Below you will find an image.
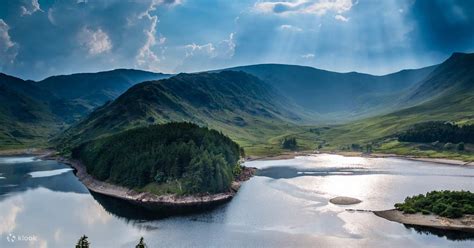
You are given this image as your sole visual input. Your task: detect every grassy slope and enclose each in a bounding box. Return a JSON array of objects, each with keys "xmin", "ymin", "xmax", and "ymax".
[
  {"xmin": 314, "ymin": 53, "xmax": 474, "ymax": 161},
  {"xmin": 56, "ymin": 71, "xmax": 315, "ymax": 155},
  {"xmin": 224, "ymin": 64, "xmax": 436, "ymax": 120},
  {"xmin": 0, "ymin": 70, "xmax": 171, "ymax": 150},
  {"xmin": 37, "ymin": 69, "xmax": 171, "ymax": 118},
  {"xmin": 0, "ymin": 73, "xmax": 62, "ymax": 148}
]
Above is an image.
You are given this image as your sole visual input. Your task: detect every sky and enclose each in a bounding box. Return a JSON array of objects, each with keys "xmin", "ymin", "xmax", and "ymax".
[{"xmin": 0, "ymin": 0, "xmax": 473, "ymax": 80}]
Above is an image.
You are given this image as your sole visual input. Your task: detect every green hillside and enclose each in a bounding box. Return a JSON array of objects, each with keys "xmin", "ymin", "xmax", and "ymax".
[
  {"xmin": 38, "ymin": 69, "xmax": 170, "ymax": 115},
  {"xmin": 316, "ymin": 53, "xmax": 474, "ymax": 160},
  {"xmin": 224, "ymin": 63, "xmax": 436, "ymax": 120},
  {"xmin": 56, "ymin": 71, "xmax": 315, "ymax": 154},
  {"xmin": 72, "ymin": 122, "xmax": 242, "ymax": 194},
  {"xmin": 0, "ymin": 69, "xmax": 170, "ymax": 149},
  {"xmin": 0, "ymin": 73, "xmax": 61, "ymax": 148}
]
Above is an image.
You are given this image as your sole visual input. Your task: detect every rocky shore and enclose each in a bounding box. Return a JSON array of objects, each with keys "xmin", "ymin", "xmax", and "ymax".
[
  {"xmin": 374, "ymin": 209, "xmax": 474, "ymax": 233},
  {"xmin": 56, "ymin": 157, "xmax": 256, "ymax": 212},
  {"xmin": 247, "ymin": 151, "xmax": 473, "ymax": 166}
]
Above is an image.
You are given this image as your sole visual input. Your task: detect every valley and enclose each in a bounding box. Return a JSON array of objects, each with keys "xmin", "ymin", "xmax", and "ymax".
[
  {"xmin": 1, "ymin": 53, "xmax": 473, "ymax": 162},
  {"xmin": 2, "ymin": 1, "xmax": 473, "ymax": 247}
]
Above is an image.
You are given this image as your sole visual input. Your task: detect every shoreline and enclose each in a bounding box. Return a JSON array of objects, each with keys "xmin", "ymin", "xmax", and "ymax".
[
  {"xmin": 246, "ymin": 150, "xmax": 473, "ymax": 166},
  {"xmin": 374, "ymin": 209, "xmax": 474, "ymax": 233},
  {"xmin": 1, "ymin": 148, "xmax": 471, "ymax": 166},
  {"xmin": 54, "ymin": 156, "xmax": 256, "ymax": 211},
  {"xmin": 0, "ymin": 148, "xmax": 54, "ymax": 156}
]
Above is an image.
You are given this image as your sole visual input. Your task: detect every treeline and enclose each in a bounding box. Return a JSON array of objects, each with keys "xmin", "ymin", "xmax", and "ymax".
[
  {"xmin": 72, "ymin": 122, "xmax": 243, "ymax": 194},
  {"xmin": 76, "ymin": 235, "xmax": 147, "ymax": 248},
  {"xmin": 281, "ymin": 137, "xmax": 297, "ymax": 150},
  {"xmin": 395, "ymin": 190, "xmax": 474, "ymax": 218},
  {"xmin": 398, "ymin": 121, "xmax": 474, "ymax": 143}
]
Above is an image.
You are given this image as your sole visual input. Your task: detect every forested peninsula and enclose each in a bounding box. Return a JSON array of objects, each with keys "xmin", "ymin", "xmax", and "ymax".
[{"xmin": 68, "ymin": 122, "xmax": 254, "ymax": 210}]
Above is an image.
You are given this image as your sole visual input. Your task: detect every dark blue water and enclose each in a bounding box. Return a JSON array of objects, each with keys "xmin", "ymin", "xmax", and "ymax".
[{"xmin": 0, "ymin": 154, "xmax": 473, "ymax": 247}]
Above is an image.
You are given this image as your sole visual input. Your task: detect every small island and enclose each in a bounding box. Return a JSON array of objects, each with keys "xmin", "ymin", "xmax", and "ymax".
[
  {"xmin": 329, "ymin": 196, "xmax": 362, "ymax": 205},
  {"xmin": 65, "ymin": 122, "xmax": 255, "ymax": 213},
  {"xmin": 374, "ymin": 191, "xmax": 474, "ymax": 233}
]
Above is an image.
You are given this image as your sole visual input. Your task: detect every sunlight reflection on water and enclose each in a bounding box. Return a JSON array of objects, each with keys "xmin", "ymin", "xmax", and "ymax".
[{"xmin": 0, "ymin": 154, "xmax": 473, "ymax": 247}]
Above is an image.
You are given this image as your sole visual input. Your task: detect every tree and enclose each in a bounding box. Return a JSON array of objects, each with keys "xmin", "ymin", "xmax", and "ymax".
[
  {"xmin": 136, "ymin": 237, "xmax": 147, "ymax": 248},
  {"xmin": 444, "ymin": 142, "xmax": 454, "ymax": 150},
  {"xmin": 457, "ymin": 142, "xmax": 465, "ymax": 151},
  {"xmin": 75, "ymin": 235, "xmax": 90, "ymax": 248},
  {"xmin": 282, "ymin": 137, "xmax": 297, "ymax": 150},
  {"xmin": 365, "ymin": 144, "xmax": 372, "ymax": 153}
]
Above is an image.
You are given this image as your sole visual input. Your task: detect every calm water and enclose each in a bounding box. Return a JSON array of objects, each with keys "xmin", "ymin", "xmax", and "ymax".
[{"xmin": 0, "ymin": 154, "xmax": 473, "ymax": 247}]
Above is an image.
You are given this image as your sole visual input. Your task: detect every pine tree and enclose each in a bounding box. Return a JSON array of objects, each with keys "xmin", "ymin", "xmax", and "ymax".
[
  {"xmin": 75, "ymin": 235, "xmax": 90, "ymax": 248},
  {"xmin": 136, "ymin": 237, "xmax": 147, "ymax": 248}
]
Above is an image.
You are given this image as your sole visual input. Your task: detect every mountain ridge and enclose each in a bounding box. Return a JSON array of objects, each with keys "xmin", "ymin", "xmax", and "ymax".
[
  {"xmin": 221, "ymin": 63, "xmax": 437, "ymax": 118},
  {"xmin": 55, "ymin": 71, "xmax": 312, "ymax": 148}
]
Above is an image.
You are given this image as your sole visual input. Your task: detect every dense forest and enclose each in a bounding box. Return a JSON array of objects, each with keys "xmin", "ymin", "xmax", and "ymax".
[
  {"xmin": 395, "ymin": 190, "xmax": 474, "ymax": 218},
  {"xmin": 398, "ymin": 121, "xmax": 474, "ymax": 143},
  {"xmin": 72, "ymin": 122, "xmax": 243, "ymax": 194}
]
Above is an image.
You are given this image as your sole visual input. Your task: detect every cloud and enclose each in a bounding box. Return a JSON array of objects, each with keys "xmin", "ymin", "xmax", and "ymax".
[
  {"xmin": 134, "ymin": 0, "xmax": 183, "ymax": 71},
  {"xmin": 254, "ymin": 0, "xmax": 353, "ymax": 16},
  {"xmin": 20, "ymin": 0, "xmax": 42, "ymax": 16},
  {"xmin": 301, "ymin": 53, "xmax": 315, "ymax": 59},
  {"xmin": 279, "ymin": 24, "xmax": 303, "ymax": 32},
  {"xmin": 135, "ymin": 1, "xmax": 161, "ymax": 69},
  {"xmin": 185, "ymin": 43, "xmax": 216, "ymax": 57},
  {"xmin": 184, "ymin": 33, "xmax": 236, "ymax": 59},
  {"xmin": 217, "ymin": 32, "xmax": 236, "ymax": 58},
  {"xmin": 78, "ymin": 27, "xmax": 113, "ymax": 55},
  {"xmin": 334, "ymin": 14, "xmax": 349, "ymax": 22},
  {"xmin": 0, "ymin": 19, "xmax": 18, "ymax": 68}
]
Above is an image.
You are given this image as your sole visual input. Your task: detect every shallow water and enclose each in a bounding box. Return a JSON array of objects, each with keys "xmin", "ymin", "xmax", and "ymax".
[{"xmin": 0, "ymin": 154, "xmax": 473, "ymax": 247}]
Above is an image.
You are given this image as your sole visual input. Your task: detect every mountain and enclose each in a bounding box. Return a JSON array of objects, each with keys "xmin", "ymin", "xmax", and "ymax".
[
  {"xmin": 319, "ymin": 52, "xmax": 474, "ymax": 148},
  {"xmin": 223, "ymin": 64, "xmax": 436, "ymax": 119},
  {"xmin": 38, "ymin": 69, "xmax": 170, "ymax": 114},
  {"xmin": 0, "ymin": 69, "xmax": 170, "ymax": 149},
  {"xmin": 56, "ymin": 71, "xmax": 311, "ymax": 150},
  {"xmin": 405, "ymin": 52, "xmax": 474, "ymax": 104},
  {"xmin": 0, "ymin": 73, "xmax": 60, "ymax": 147}
]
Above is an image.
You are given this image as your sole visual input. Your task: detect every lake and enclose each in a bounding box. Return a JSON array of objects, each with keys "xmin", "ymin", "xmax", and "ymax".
[{"xmin": 0, "ymin": 154, "xmax": 473, "ymax": 247}]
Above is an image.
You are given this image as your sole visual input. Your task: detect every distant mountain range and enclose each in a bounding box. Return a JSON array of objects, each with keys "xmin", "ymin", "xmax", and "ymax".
[
  {"xmin": 319, "ymin": 52, "xmax": 474, "ymax": 147},
  {"xmin": 0, "ymin": 69, "xmax": 170, "ymax": 148},
  {"xmin": 56, "ymin": 71, "xmax": 310, "ymax": 147},
  {"xmin": 1, "ymin": 52, "xmax": 473, "ymax": 153},
  {"xmin": 37, "ymin": 69, "xmax": 170, "ymax": 114},
  {"xmin": 222, "ymin": 63, "xmax": 436, "ymax": 118}
]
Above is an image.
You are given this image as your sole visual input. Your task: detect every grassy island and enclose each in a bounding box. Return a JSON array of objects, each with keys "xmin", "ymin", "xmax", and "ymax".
[
  {"xmin": 71, "ymin": 122, "xmax": 244, "ymax": 195},
  {"xmin": 394, "ymin": 191, "xmax": 474, "ymax": 218}
]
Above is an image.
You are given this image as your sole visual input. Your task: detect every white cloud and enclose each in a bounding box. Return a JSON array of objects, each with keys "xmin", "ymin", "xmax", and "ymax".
[
  {"xmin": 78, "ymin": 27, "xmax": 113, "ymax": 55},
  {"xmin": 334, "ymin": 14, "xmax": 349, "ymax": 22},
  {"xmin": 0, "ymin": 19, "xmax": 18, "ymax": 67},
  {"xmin": 301, "ymin": 53, "xmax": 315, "ymax": 59},
  {"xmin": 135, "ymin": 0, "xmax": 182, "ymax": 70},
  {"xmin": 185, "ymin": 43, "xmax": 216, "ymax": 57},
  {"xmin": 184, "ymin": 32, "xmax": 236, "ymax": 59},
  {"xmin": 217, "ymin": 32, "xmax": 236, "ymax": 58},
  {"xmin": 254, "ymin": 0, "xmax": 353, "ymax": 16},
  {"xmin": 136, "ymin": 2, "xmax": 161, "ymax": 67},
  {"xmin": 279, "ymin": 24, "xmax": 303, "ymax": 32},
  {"xmin": 47, "ymin": 8, "xmax": 56, "ymax": 25},
  {"xmin": 20, "ymin": 0, "xmax": 43, "ymax": 16}
]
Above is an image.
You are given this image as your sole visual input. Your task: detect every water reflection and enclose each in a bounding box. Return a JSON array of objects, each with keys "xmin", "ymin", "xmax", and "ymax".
[
  {"xmin": 405, "ymin": 224, "xmax": 474, "ymax": 241},
  {"xmin": 0, "ymin": 154, "xmax": 473, "ymax": 247},
  {"xmin": 0, "ymin": 158, "xmax": 88, "ymax": 198}
]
